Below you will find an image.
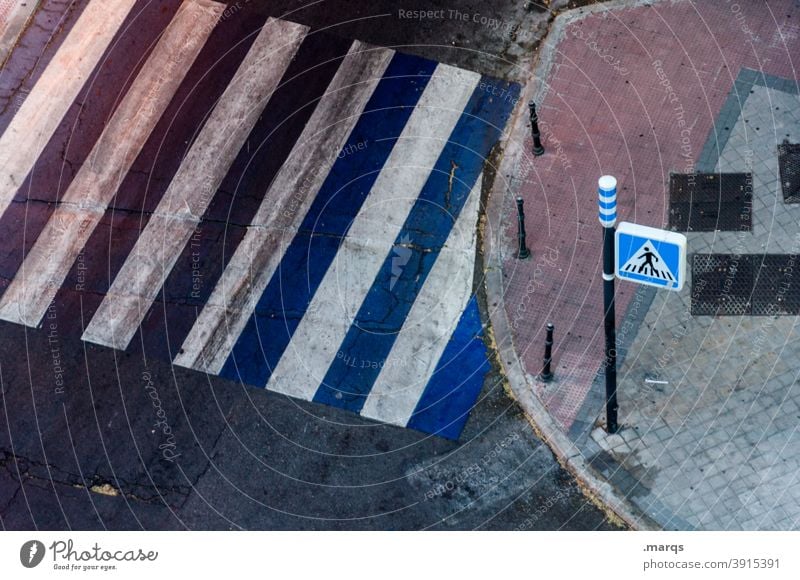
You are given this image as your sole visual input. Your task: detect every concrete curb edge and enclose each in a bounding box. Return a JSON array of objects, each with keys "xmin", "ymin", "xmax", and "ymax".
[{"xmin": 480, "ymin": 0, "xmax": 673, "ymax": 532}]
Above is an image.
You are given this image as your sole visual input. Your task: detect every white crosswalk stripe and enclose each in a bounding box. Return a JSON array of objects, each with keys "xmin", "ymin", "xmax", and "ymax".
[
  {"xmin": 0, "ymin": 0, "xmax": 223, "ymax": 328},
  {"xmin": 360, "ymin": 175, "xmax": 481, "ymax": 426},
  {"xmin": 0, "ymin": 14, "xmax": 518, "ymax": 436},
  {"xmin": 0, "ymin": 0, "xmax": 139, "ymax": 219},
  {"xmin": 81, "ymin": 18, "xmax": 308, "ymax": 350},
  {"xmin": 173, "ymin": 41, "xmax": 394, "ymax": 374},
  {"xmin": 263, "ymin": 65, "xmax": 480, "ymax": 398}
]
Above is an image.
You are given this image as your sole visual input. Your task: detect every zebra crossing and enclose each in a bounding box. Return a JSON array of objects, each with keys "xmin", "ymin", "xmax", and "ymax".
[
  {"xmin": 0, "ymin": 0, "xmax": 221, "ymax": 327},
  {"xmin": 0, "ymin": 0, "xmax": 140, "ymax": 218},
  {"xmin": 0, "ymin": 0, "xmax": 519, "ymax": 439},
  {"xmin": 81, "ymin": 18, "xmax": 309, "ymax": 350}
]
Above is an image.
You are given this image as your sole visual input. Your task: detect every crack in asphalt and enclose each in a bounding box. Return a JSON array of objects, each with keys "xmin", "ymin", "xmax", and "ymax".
[
  {"xmin": 176, "ymin": 410, "xmax": 234, "ymax": 509},
  {"xmin": 0, "ymin": 448, "xmax": 190, "ymax": 506},
  {"xmin": 446, "ymin": 159, "xmax": 459, "ymax": 209},
  {"xmin": 7, "ymin": 195, "xmax": 257, "ymax": 230},
  {"xmin": 1, "ymin": 479, "xmax": 22, "ymax": 515}
]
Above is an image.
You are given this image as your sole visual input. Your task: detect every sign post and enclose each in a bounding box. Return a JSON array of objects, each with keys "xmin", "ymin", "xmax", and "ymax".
[
  {"xmin": 596, "ymin": 177, "xmax": 687, "ymax": 434},
  {"xmin": 598, "ymin": 176, "xmax": 619, "ymax": 434}
]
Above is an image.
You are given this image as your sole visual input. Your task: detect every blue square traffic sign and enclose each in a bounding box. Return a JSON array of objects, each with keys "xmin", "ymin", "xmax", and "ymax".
[{"xmin": 615, "ymin": 222, "xmax": 687, "ymax": 291}]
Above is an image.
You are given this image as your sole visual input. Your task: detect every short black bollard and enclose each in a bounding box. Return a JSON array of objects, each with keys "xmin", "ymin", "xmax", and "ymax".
[
  {"xmin": 515, "ymin": 196, "xmax": 530, "ymax": 259},
  {"xmin": 539, "ymin": 323, "xmax": 554, "ymax": 382},
  {"xmin": 528, "ymin": 100, "xmax": 545, "ymax": 156}
]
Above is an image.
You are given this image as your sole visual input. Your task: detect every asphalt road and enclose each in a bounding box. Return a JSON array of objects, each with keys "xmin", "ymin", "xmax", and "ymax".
[{"xmin": 0, "ymin": 0, "xmax": 618, "ymax": 530}]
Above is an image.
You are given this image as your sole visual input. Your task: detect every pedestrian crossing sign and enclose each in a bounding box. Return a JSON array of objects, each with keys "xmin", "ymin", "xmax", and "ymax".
[{"xmin": 615, "ymin": 222, "xmax": 687, "ymax": 291}]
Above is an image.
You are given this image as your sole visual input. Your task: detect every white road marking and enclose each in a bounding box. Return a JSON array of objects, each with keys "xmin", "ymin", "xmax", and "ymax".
[
  {"xmin": 0, "ymin": 0, "xmax": 223, "ymax": 327},
  {"xmin": 360, "ymin": 176, "xmax": 481, "ymax": 426},
  {"xmin": 0, "ymin": 0, "xmax": 139, "ymax": 218},
  {"xmin": 264, "ymin": 64, "xmax": 480, "ymax": 399},
  {"xmin": 174, "ymin": 41, "xmax": 394, "ymax": 373},
  {"xmin": 81, "ymin": 18, "xmax": 308, "ymax": 350}
]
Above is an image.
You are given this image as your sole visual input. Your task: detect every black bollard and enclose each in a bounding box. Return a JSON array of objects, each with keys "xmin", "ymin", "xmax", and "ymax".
[
  {"xmin": 515, "ymin": 196, "xmax": 530, "ymax": 259},
  {"xmin": 528, "ymin": 100, "xmax": 545, "ymax": 156},
  {"xmin": 539, "ymin": 323, "xmax": 554, "ymax": 382}
]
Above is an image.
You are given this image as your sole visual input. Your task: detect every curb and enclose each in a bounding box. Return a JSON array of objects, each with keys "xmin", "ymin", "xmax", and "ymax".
[{"xmin": 481, "ymin": 0, "xmax": 671, "ymax": 531}]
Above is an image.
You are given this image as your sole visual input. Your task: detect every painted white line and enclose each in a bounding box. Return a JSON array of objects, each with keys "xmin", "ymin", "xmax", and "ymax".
[
  {"xmin": 81, "ymin": 18, "xmax": 308, "ymax": 350},
  {"xmin": 0, "ymin": 0, "xmax": 223, "ymax": 328},
  {"xmin": 0, "ymin": 0, "xmax": 40, "ymax": 65},
  {"xmin": 0, "ymin": 0, "xmax": 139, "ymax": 218},
  {"xmin": 174, "ymin": 41, "xmax": 394, "ymax": 373},
  {"xmin": 264, "ymin": 64, "xmax": 480, "ymax": 399},
  {"xmin": 360, "ymin": 176, "xmax": 481, "ymax": 426}
]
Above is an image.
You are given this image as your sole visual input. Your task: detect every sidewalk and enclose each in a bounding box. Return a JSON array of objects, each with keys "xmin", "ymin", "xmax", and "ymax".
[{"xmin": 485, "ymin": 0, "xmax": 800, "ymax": 529}]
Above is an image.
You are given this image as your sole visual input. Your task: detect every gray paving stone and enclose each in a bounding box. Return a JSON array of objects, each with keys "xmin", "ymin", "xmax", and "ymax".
[{"xmin": 612, "ymin": 77, "xmax": 800, "ymax": 530}]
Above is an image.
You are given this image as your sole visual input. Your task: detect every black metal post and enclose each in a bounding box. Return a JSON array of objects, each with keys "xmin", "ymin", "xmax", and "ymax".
[
  {"xmin": 539, "ymin": 322, "xmax": 554, "ymax": 382},
  {"xmin": 603, "ymin": 225, "xmax": 618, "ymax": 433},
  {"xmin": 528, "ymin": 100, "xmax": 545, "ymax": 156},
  {"xmin": 515, "ymin": 196, "xmax": 530, "ymax": 259}
]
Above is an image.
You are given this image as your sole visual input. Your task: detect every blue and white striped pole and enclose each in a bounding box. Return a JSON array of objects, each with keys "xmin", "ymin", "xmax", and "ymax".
[
  {"xmin": 598, "ymin": 175, "xmax": 617, "ymax": 228},
  {"xmin": 598, "ymin": 175, "xmax": 619, "ymax": 433}
]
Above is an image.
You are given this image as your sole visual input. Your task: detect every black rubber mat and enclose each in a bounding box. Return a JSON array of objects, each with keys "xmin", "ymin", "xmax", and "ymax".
[
  {"xmin": 692, "ymin": 254, "xmax": 800, "ymax": 315},
  {"xmin": 669, "ymin": 173, "xmax": 752, "ymax": 232}
]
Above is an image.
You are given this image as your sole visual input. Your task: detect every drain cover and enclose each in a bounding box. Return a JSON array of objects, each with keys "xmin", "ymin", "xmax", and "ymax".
[
  {"xmin": 691, "ymin": 254, "xmax": 753, "ymax": 315},
  {"xmin": 692, "ymin": 254, "xmax": 800, "ymax": 315},
  {"xmin": 669, "ymin": 173, "xmax": 752, "ymax": 232},
  {"xmin": 778, "ymin": 143, "xmax": 800, "ymax": 203}
]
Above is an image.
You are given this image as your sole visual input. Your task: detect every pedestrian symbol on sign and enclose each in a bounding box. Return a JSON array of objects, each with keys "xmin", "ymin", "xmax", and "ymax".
[
  {"xmin": 615, "ymin": 222, "xmax": 686, "ymax": 291},
  {"xmin": 619, "ymin": 240, "xmax": 675, "ymax": 282}
]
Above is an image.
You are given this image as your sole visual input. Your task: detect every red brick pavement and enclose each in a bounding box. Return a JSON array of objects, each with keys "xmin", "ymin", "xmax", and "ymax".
[{"xmin": 503, "ymin": 0, "xmax": 799, "ymax": 429}]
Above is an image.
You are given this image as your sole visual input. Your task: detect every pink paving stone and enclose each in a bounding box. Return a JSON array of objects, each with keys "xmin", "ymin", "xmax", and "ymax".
[{"xmin": 503, "ymin": 0, "xmax": 800, "ymax": 430}]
